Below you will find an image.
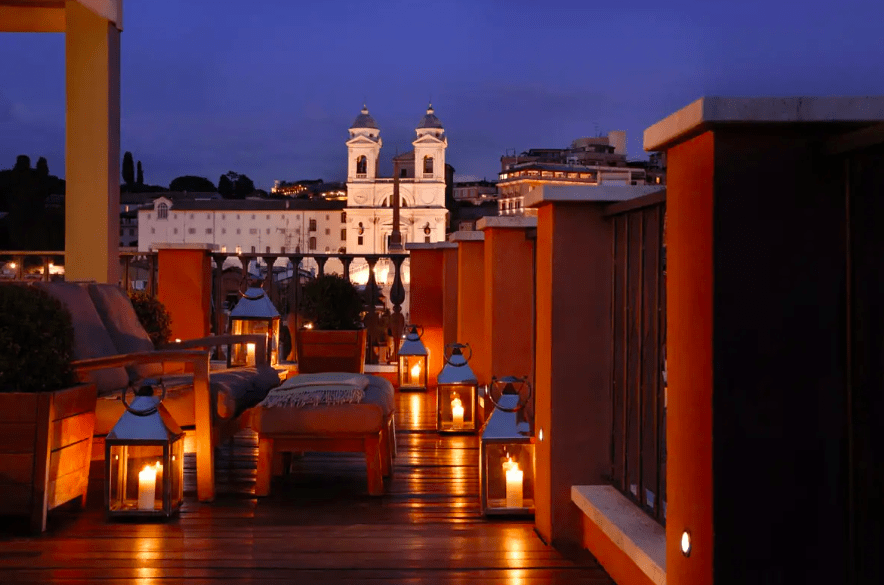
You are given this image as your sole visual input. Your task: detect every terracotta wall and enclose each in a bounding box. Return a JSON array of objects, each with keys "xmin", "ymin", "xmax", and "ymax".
[
  {"xmin": 157, "ymin": 247, "xmax": 213, "ymax": 341},
  {"xmin": 455, "ymin": 238, "xmax": 489, "ymax": 385},
  {"xmin": 534, "ymin": 202, "xmax": 613, "ymax": 546},
  {"xmin": 408, "ymin": 246, "xmax": 447, "ymax": 388},
  {"xmin": 666, "ymin": 131, "xmax": 714, "ymax": 585}
]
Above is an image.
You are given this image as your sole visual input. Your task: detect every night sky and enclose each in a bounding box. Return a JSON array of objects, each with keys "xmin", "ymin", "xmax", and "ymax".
[{"xmin": 1, "ymin": 0, "xmax": 883, "ymax": 190}]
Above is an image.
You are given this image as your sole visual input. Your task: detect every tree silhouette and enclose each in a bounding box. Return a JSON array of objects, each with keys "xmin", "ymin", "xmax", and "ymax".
[
  {"xmin": 169, "ymin": 175, "xmax": 216, "ymax": 192},
  {"xmin": 36, "ymin": 157, "xmax": 49, "ymax": 177},
  {"xmin": 235, "ymin": 174, "xmax": 255, "ymax": 198},
  {"xmin": 218, "ymin": 173, "xmax": 234, "ymax": 198},
  {"xmin": 136, "ymin": 160, "xmax": 143, "ymax": 184},
  {"xmin": 122, "ymin": 151, "xmax": 135, "ymax": 184}
]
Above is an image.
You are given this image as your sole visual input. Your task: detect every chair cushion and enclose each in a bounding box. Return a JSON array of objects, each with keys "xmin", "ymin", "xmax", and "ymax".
[
  {"xmin": 33, "ymin": 282, "xmax": 130, "ymax": 396},
  {"xmin": 250, "ymin": 373, "xmax": 394, "ymax": 435},
  {"xmin": 87, "ymin": 283, "xmax": 162, "ymax": 379},
  {"xmin": 94, "ymin": 365, "xmax": 280, "ymax": 435}
]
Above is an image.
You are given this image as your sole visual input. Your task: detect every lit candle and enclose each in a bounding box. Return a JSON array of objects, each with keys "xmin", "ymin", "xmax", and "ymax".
[
  {"xmin": 410, "ymin": 362, "xmax": 421, "ymax": 383},
  {"xmin": 137, "ymin": 464, "xmax": 157, "ymax": 510},
  {"xmin": 246, "ymin": 343, "xmax": 256, "ymax": 366},
  {"xmin": 451, "ymin": 396, "xmax": 464, "ymax": 429},
  {"xmin": 503, "ymin": 457, "xmax": 523, "ymax": 508}
]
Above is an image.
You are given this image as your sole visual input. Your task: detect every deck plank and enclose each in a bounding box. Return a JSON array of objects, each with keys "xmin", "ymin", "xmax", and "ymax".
[{"xmin": 0, "ymin": 387, "xmax": 614, "ymax": 585}]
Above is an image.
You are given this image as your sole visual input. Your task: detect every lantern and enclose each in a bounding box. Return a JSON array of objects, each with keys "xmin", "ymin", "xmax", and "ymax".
[
  {"xmin": 480, "ymin": 376, "xmax": 535, "ymax": 516},
  {"xmin": 398, "ymin": 324, "xmax": 428, "ymax": 391},
  {"xmin": 227, "ymin": 285, "xmax": 280, "ymax": 367},
  {"xmin": 437, "ymin": 343, "xmax": 479, "ymax": 433},
  {"xmin": 105, "ymin": 381, "xmax": 184, "ymax": 519}
]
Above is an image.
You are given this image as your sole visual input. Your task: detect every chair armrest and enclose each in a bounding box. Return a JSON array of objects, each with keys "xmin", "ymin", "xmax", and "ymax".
[
  {"xmin": 165, "ymin": 334, "xmax": 269, "ymax": 366},
  {"xmin": 71, "ymin": 349, "xmax": 210, "ymax": 373}
]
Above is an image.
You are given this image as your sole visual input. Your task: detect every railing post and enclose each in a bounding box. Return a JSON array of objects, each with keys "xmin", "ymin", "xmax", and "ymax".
[
  {"xmin": 363, "ymin": 256, "xmax": 380, "ymax": 365},
  {"xmin": 315, "ymin": 255, "xmax": 327, "ymax": 277},
  {"xmin": 286, "ymin": 255, "xmax": 304, "ymax": 362},
  {"xmin": 388, "ymin": 254, "xmax": 407, "ymax": 361}
]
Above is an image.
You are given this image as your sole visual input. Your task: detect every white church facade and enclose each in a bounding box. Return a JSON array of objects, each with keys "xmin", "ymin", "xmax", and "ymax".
[{"xmin": 344, "ymin": 105, "xmax": 449, "ymax": 253}]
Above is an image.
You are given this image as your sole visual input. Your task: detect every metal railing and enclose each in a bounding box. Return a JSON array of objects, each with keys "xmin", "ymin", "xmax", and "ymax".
[
  {"xmin": 606, "ymin": 192, "xmax": 667, "ymax": 525},
  {"xmin": 0, "ymin": 249, "xmax": 157, "ymax": 294},
  {"xmin": 208, "ymin": 251, "xmax": 411, "ymax": 365}
]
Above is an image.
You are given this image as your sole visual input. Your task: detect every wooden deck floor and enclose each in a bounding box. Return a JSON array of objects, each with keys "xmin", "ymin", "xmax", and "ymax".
[{"xmin": 0, "ymin": 388, "xmax": 615, "ymax": 584}]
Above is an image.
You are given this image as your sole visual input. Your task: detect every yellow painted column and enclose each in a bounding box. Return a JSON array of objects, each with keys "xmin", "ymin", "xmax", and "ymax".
[{"xmin": 65, "ymin": 1, "xmax": 120, "ymax": 283}]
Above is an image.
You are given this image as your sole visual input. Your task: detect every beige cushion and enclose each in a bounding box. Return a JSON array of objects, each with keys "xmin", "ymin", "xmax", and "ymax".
[
  {"xmin": 87, "ymin": 283, "xmax": 162, "ymax": 379},
  {"xmin": 251, "ymin": 374, "xmax": 394, "ymax": 435},
  {"xmin": 34, "ymin": 282, "xmax": 129, "ymax": 396}
]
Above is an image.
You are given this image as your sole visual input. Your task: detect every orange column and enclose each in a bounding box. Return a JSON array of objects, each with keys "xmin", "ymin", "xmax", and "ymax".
[
  {"xmin": 156, "ymin": 244, "xmax": 216, "ymax": 341},
  {"xmin": 665, "ymin": 132, "xmax": 714, "ymax": 585},
  {"xmin": 531, "ymin": 198, "xmax": 613, "ymax": 547},
  {"xmin": 450, "ymin": 232, "xmax": 488, "ymax": 386},
  {"xmin": 442, "ymin": 244, "xmax": 459, "ymax": 350},
  {"xmin": 406, "ymin": 243, "xmax": 457, "ymax": 389},
  {"xmin": 479, "ymin": 216, "xmax": 536, "ymax": 390}
]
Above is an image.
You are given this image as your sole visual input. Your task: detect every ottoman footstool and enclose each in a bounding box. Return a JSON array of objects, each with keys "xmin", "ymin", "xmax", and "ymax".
[{"xmin": 250, "ymin": 373, "xmax": 395, "ymax": 496}]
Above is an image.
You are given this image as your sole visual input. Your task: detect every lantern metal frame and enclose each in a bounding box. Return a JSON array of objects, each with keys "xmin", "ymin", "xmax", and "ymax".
[
  {"xmin": 398, "ymin": 324, "xmax": 429, "ymax": 391},
  {"xmin": 479, "ymin": 375, "xmax": 536, "ymax": 516},
  {"xmin": 105, "ymin": 381, "xmax": 185, "ymax": 519},
  {"xmin": 227, "ymin": 284, "xmax": 281, "ymax": 367},
  {"xmin": 437, "ymin": 343, "xmax": 480, "ymax": 434}
]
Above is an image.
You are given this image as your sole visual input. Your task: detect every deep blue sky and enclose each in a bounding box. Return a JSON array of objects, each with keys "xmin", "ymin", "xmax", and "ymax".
[{"xmin": 2, "ymin": 0, "xmax": 883, "ymax": 190}]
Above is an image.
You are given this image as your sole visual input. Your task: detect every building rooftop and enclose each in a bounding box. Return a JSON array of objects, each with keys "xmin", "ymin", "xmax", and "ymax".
[
  {"xmin": 417, "ymin": 104, "xmax": 444, "ymax": 129},
  {"xmin": 151, "ymin": 199, "xmax": 347, "ymax": 211},
  {"xmin": 350, "ymin": 105, "xmax": 379, "ymax": 129}
]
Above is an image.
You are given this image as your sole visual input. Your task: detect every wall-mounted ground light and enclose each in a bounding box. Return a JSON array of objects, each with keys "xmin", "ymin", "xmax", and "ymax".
[
  {"xmin": 681, "ymin": 530, "xmax": 692, "ymax": 557},
  {"xmin": 538, "ymin": 428, "xmax": 544, "ymax": 442}
]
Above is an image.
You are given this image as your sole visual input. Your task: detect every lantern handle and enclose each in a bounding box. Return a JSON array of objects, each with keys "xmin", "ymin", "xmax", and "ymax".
[
  {"xmin": 121, "ymin": 380, "xmax": 167, "ymax": 417},
  {"xmin": 238, "ymin": 280, "xmax": 266, "ymax": 300},
  {"xmin": 405, "ymin": 324, "xmax": 423, "ymax": 339},
  {"xmin": 486, "ymin": 375, "xmax": 532, "ymax": 413},
  {"xmin": 443, "ymin": 342, "xmax": 472, "ymax": 365}
]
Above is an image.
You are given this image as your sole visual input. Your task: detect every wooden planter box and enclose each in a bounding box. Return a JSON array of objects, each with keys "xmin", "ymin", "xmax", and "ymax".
[
  {"xmin": 0, "ymin": 383, "xmax": 97, "ymax": 533},
  {"xmin": 296, "ymin": 328, "xmax": 367, "ymax": 374}
]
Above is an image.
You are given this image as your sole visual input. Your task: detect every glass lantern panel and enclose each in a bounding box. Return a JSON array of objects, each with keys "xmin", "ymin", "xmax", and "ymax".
[
  {"xmin": 438, "ymin": 384, "xmax": 477, "ymax": 432},
  {"xmin": 107, "ymin": 444, "xmax": 166, "ymax": 513},
  {"xmin": 399, "ymin": 355, "xmax": 427, "ymax": 390},
  {"xmin": 230, "ymin": 318, "xmax": 271, "ymax": 367},
  {"xmin": 483, "ymin": 442, "xmax": 535, "ymax": 512},
  {"xmin": 170, "ymin": 438, "xmax": 184, "ymax": 509}
]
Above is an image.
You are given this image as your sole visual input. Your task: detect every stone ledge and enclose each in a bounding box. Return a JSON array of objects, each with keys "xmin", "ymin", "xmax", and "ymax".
[
  {"xmin": 476, "ymin": 216, "xmax": 537, "ymax": 230},
  {"xmin": 571, "ymin": 485, "xmax": 666, "ymax": 585},
  {"xmin": 525, "ymin": 185, "xmax": 664, "ymax": 208},
  {"xmin": 644, "ymin": 95, "xmax": 884, "ymax": 152},
  {"xmin": 447, "ymin": 230, "xmax": 484, "ymax": 242},
  {"xmin": 405, "ymin": 242, "xmax": 458, "ymax": 250}
]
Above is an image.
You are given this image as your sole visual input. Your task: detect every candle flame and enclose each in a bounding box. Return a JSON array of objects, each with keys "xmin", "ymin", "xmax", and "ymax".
[{"xmin": 411, "ymin": 363, "xmax": 421, "ymax": 379}]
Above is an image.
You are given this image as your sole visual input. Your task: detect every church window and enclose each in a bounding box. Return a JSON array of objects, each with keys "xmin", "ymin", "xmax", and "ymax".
[
  {"xmin": 400, "ymin": 168, "xmax": 407, "ymax": 178},
  {"xmin": 423, "ymin": 156, "xmax": 434, "ymax": 174},
  {"xmin": 358, "ymin": 236, "xmax": 364, "ymax": 246},
  {"xmin": 341, "ymin": 228, "xmax": 347, "ymax": 241},
  {"xmin": 356, "ymin": 155, "xmax": 367, "ymax": 174},
  {"xmin": 157, "ymin": 202, "xmax": 168, "ymax": 220},
  {"xmin": 341, "ymin": 212, "xmax": 346, "ymax": 223}
]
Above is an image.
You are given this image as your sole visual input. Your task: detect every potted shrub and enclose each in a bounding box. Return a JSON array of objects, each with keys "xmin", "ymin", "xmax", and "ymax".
[
  {"xmin": 128, "ymin": 290, "xmax": 173, "ymax": 346},
  {"xmin": 0, "ymin": 284, "xmax": 97, "ymax": 533},
  {"xmin": 296, "ymin": 273, "xmax": 367, "ymax": 373}
]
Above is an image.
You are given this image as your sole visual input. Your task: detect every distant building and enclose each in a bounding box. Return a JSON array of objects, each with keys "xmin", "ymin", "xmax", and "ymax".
[
  {"xmin": 137, "ymin": 197, "xmax": 348, "ymax": 255},
  {"xmin": 271, "ymin": 180, "xmax": 347, "ymax": 201},
  {"xmin": 453, "ymin": 180, "xmax": 498, "ymax": 206},
  {"xmin": 498, "ymin": 132, "xmax": 666, "ymax": 215},
  {"xmin": 344, "ymin": 105, "xmax": 449, "ymax": 252}
]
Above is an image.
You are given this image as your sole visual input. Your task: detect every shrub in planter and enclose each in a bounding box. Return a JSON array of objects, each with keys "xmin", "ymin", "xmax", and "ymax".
[
  {"xmin": 297, "ymin": 274, "xmax": 367, "ymax": 373},
  {"xmin": 0, "ymin": 283, "xmax": 96, "ymax": 533},
  {"xmin": 128, "ymin": 290, "xmax": 173, "ymax": 346},
  {"xmin": 300, "ymin": 273, "xmax": 365, "ymax": 331},
  {"xmin": 0, "ymin": 284, "xmax": 76, "ymax": 392}
]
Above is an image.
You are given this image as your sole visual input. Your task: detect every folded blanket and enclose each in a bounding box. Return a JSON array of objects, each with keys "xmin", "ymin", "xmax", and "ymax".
[{"xmin": 260, "ymin": 372, "xmax": 370, "ymax": 408}]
